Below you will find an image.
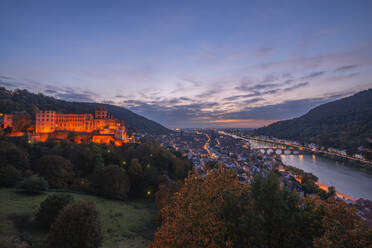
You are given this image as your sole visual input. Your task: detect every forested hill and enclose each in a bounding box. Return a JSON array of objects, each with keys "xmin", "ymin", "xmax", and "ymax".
[
  {"xmin": 0, "ymin": 87, "xmax": 171, "ymax": 134},
  {"xmin": 254, "ymin": 89, "xmax": 372, "ymax": 153}
]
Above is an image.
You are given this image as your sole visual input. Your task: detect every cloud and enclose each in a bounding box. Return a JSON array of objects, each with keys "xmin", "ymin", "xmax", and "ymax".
[
  {"xmin": 256, "ymin": 48, "xmax": 273, "ymax": 58},
  {"xmin": 0, "ymin": 75, "xmax": 13, "ymax": 80},
  {"xmin": 122, "ymin": 90, "xmax": 347, "ymax": 128},
  {"xmin": 44, "ymin": 89, "xmax": 58, "ymax": 94},
  {"xmin": 242, "ymin": 98, "xmax": 264, "ymax": 104},
  {"xmin": 326, "ymin": 73, "xmax": 359, "ymax": 82},
  {"xmin": 245, "ymin": 45, "xmax": 372, "ymax": 72},
  {"xmin": 282, "ymin": 82, "xmax": 309, "ymax": 91},
  {"xmin": 102, "ymin": 100, "xmax": 115, "ymax": 105},
  {"xmin": 334, "ymin": 64, "xmax": 358, "ymax": 72},
  {"xmin": 0, "ymin": 80, "xmax": 17, "ymax": 87},
  {"xmin": 55, "ymin": 92, "xmax": 96, "ymax": 102},
  {"xmin": 230, "ymin": 80, "xmax": 309, "ymax": 102},
  {"xmin": 235, "ymin": 73, "xmax": 293, "ymax": 92},
  {"xmin": 180, "ymin": 77, "xmax": 203, "ymax": 87},
  {"xmin": 222, "ymin": 94, "xmax": 346, "ymax": 121},
  {"xmin": 301, "ymin": 71, "xmax": 325, "ymax": 79},
  {"xmin": 0, "ymin": 74, "xmax": 104, "ymax": 103},
  {"xmin": 208, "ymin": 119, "xmax": 277, "ymax": 128},
  {"xmin": 195, "ymin": 88, "xmax": 223, "ymax": 98}
]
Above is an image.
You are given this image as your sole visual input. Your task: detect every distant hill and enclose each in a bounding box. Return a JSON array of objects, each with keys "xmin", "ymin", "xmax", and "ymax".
[
  {"xmin": 0, "ymin": 87, "xmax": 171, "ymax": 134},
  {"xmin": 254, "ymin": 89, "xmax": 372, "ymax": 153}
]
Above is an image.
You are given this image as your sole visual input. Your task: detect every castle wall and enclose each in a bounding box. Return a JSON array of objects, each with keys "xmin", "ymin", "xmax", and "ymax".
[
  {"xmin": 4, "ymin": 114, "xmax": 14, "ymax": 128},
  {"xmin": 55, "ymin": 113, "xmax": 94, "ymax": 132}
]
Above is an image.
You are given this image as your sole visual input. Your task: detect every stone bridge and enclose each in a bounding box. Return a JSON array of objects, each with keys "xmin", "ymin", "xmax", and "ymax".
[{"xmin": 253, "ymin": 147, "xmax": 303, "ymax": 155}]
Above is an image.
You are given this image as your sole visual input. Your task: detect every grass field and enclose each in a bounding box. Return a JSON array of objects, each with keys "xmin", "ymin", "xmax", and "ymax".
[{"xmin": 0, "ymin": 188, "xmax": 157, "ymax": 248}]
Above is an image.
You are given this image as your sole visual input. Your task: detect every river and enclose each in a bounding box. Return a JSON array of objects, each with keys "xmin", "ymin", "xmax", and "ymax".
[{"xmin": 247, "ymin": 138, "xmax": 372, "ymax": 200}]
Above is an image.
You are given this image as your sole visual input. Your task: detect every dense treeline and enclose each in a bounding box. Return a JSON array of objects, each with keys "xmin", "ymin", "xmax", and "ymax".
[
  {"xmin": 254, "ymin": 89, "xmax": 372, "ymax": 157},
  {"xmin": 0, "ymin": 87, "xmax": 171, "ymax": 134},
  {"xmin": 153, "ymin": 167, "xmax": 372, "ymax": 248},
  {"xmin": 0, "ymin": 136, "xmax": 192, "ymax": 199}
]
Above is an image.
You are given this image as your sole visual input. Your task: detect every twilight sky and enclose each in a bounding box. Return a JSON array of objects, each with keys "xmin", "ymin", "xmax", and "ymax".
[{"xmin": 1, "ymin": 0, "xmax": 372, "ymax": 128}]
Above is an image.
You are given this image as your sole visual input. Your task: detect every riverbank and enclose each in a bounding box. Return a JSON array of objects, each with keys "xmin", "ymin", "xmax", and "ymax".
[
  {"xmin": 221, "ymin": 131, "xmax": 372, "ymax": 200},
  {"xmin": 315, "ymin": 152, "xmax": 372, "ymax": 174},
  {"xmin": 315, "ymin": 181, "xmax": 356, "ymax": 201},
  {"xmin": 249, "ymin": 136, "xmax": 372, "ymax": 168}
]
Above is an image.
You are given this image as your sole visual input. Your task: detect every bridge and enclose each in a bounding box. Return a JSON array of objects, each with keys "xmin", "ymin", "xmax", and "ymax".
[{"xmin": 252, "ymin": 147, "xmax": 303, "ymax": 155}]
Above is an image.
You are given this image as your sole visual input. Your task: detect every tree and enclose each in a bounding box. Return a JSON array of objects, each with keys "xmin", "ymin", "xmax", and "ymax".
[
  {"xmin": 128, "ymin": 158, "xmax": 143, "ymax": 196},
  {"xmin": 151, "ymin": 166, "xmax": 247, "ymax": 248},
  {"xmin": 300, "ymin": 196, "xmax": 328, "ymax": 247},
  {"xmin": 301, "ymin": 172, "xmax": 318, "ymax": 195},
  {"xmin": 153, "ymin": 169, "xmax": 363, "ymax": 248},
  {"xmin": 327, "ymin": 186, "xmax": 336, "ymax": 199},
  {"xmin": 69, "ymin": 144, "xmax": 103, "ymax": 176},
  {"xmin": 0, "ymin": 141, "xmax": 29, "ymax": 170},
  {"xmin": 92, "ymin": 164, "xmax": 130, "ymax": 200},
  {"xmin": 128, "ymin": 158, "xmax": 143, "ymax": 179},
  {"xmin": 154, "ymin": 180, "xmax": 183, "ymax": 224},
  {"xmin": 33, "ymin": 155, "xmax": 73, "ymax": 188},
  {"xmin": 0, "ymin": 165, "xmax": 22, "ymax": 187},
  {"xmin": 171, "ymin": 157, "xmax": 191, "ymax": 179},
  {"xmin": 18, "ymin": 175, "xmax": 48, "ymax": 193},
  {"xmin": 44, "ymin": 201, "xmax": 102, "ymax": 248},
  {"xmin": 313, "ymin": 200, "xmax": 372, "ymax": 248},
  {"xmin": 36, "ymin": 194, "xmax": 74, "ymax": 229},
  {"xmin": 248, "ymin": 173, "xmax": 304, "ymax": 247}
]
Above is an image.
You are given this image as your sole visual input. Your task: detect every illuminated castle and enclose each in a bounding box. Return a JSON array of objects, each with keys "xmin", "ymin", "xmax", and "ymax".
[{"xmin": 34, "ymin": 106, "xmax": 132, "ymax": 145}]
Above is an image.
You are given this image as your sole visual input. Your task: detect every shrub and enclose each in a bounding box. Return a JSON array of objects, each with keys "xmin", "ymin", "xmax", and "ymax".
[
  {"xmin": 92, "ymin": 164, "xmax": 130, "ymax": 200},
  {"xmin": 0, "ymin": 165, "xmax": 22, "ymax": 187},
  {"xmin": 36, "ymin": 194, "xmax": 74, "ymax": 229},
  {"xmin": 18, "ymin": 175, "xmax": 48, "ymax": 193},
  {"xmin": 44, "ymin": 201, "xmax": 102, "ymax": 248}
]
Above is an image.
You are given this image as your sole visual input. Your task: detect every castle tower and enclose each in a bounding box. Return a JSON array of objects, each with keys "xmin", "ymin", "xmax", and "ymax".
[
  {"xmin": 36, "ymin": 110, "xmax": 56, "ymax": 133},
  {"xmin": 95, "ymin": 106, "xmax": 107, "ymax": 119}
]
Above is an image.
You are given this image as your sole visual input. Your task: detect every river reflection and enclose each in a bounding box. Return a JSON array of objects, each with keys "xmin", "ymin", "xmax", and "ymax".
[{"xmin": 249, "ymin": 139, "xmax": 372, "ymax": 200}]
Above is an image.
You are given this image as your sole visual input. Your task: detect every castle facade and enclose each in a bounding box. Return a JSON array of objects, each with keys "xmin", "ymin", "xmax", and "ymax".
[{"xmin": 2, "ymin": 106, "xmax": 132, "ymax": 145}]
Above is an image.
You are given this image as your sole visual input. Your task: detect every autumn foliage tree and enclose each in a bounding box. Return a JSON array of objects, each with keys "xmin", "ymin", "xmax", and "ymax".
[
  {"xmin": 151, "ymin": 166, "xmax": 248, "ymax": 248},
  {"xmin": 313, "ymin": 199, "xmax": 372, "ymax": 248},
  {"xmin": 152, "ymin": 168, "xmax": 372, "ymax": 248}
]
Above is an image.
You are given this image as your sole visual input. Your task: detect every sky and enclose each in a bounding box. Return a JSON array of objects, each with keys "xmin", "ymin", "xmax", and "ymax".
[{"xmin": 1, "ymin": 0, "xmax": 372, "ymax": 128}]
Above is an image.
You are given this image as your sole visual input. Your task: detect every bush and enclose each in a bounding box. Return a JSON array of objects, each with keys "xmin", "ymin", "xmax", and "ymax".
[
  {"xmin": 18, "ymin": 175, "xmax": 48, "ymax": 193},
  {"xmin": 92, "ymin": 164, "xmax": 130, "ymax": 200},
  {"xmin": 44, "ymin": 201, "xmax": 102, "ymax": 248},
  {"xmin": 36, "ymin": 194, "xmax": 74, "ymax": 229},
  {"xmin": 0, "ymin": 165, "xmax": 22, "ymax": 187}
]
